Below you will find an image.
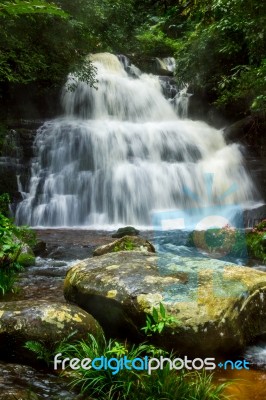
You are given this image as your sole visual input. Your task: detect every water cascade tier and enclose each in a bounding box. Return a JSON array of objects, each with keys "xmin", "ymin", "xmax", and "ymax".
[{"xmin": 16, "ymin": 53, "xmax": 256, "ymax": 227}]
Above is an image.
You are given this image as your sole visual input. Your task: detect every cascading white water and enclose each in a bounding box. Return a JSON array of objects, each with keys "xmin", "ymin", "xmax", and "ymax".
[{"xmin": 16, "ymin": 53, "xmax": 256, "ymax": 227}]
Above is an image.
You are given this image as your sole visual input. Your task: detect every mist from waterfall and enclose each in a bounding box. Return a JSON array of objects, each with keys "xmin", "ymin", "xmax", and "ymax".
[{"xmin": 16, "ymin": 53, "xmax": 257, "ymax": 227}]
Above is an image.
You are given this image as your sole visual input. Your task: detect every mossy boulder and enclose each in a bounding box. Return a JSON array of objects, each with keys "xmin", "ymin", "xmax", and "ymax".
[
  {"xmin": 17, "ymin": 251, "xmax": 35, "ymax": 267},
  {"xmin": 64, "ymin": 251, "xmax": 266, "ymax": 355},
  {"xmin": 93, "ymin": 235, "xmax": 155, "ymax": 256},
  {"xmin": 0, "ymin": 300, "xmax": 103, "ymax": 363},
  {"xmin": 13, "ymin": 238, "xmax": 36, "ymax": 267}
]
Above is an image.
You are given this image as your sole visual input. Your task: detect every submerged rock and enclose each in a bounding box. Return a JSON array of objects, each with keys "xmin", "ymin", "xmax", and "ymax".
[
  {"xmin": 64, "ymin": 251, "xmax": 266, "ymax": 355},
  {"xmin": 112, "ymin": 226, "xmax": 140, "ymax": 238},
  {"xmin": 32, "ymin": 239, "xmax": 47, "ymax": 257},
  {"xmin": 93, "ymin": 235, "xmax": 155, "ymax": 256},
  {"xmin": 0, "ymin": 300, "xmax": 102, "ymax": 363}
]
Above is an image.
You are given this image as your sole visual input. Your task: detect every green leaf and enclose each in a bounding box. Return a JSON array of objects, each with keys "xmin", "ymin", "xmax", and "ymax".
[
  {"xmin": 159, "ymin": 302, "xmax": 166, "ymax": 318},
  {"xmin": 0, "ymin": 1, "xmax": 68, "ymax": 18},
  {"xmin": 158, "ymin": 321, "xmax": 165, "ymax": 333},
  {"xmin": 152, "ymin": 307, "xmax": 159, "ymax": 323}
]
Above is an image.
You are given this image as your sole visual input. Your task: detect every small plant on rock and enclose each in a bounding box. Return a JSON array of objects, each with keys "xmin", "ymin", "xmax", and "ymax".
[{"xmin": 141, "ymin": 302, "xmax": 178, "ymax": 336}]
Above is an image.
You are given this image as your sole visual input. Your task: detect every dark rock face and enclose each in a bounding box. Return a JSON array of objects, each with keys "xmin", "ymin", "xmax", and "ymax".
[
  {"xmin": 243, "ymin": 205, "xmax": 266, "ymax": 228},
  {"xmin": 112, "ymin": 226, "xmax": 140, "ymax": 238},
  {"xmin": 224, "ymin": 114, "xmax": 266, "ymax": 202},
  {"xmin": 64, "ymin": 251, "xmax": 266, "ymax": 356},
  {"xmin": 0, "ymin": 121, "xmax": 40, "ymax": 205}
]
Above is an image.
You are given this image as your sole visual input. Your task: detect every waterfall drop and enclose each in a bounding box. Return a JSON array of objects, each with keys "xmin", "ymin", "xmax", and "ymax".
[{"xmin": 16, "ymin": 53, "xmax": 257, "ymax": 227}]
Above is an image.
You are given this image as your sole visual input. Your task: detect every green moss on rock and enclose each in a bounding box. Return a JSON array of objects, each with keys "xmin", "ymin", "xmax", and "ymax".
[{"xmin": 17, "ymin": 252, "xmax": 35, "ymax": 267}]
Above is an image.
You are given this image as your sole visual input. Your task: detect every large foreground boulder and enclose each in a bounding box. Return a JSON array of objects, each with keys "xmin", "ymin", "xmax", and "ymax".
[
  {"xmin": 0, "ymin": 300, "xmax": 103, "ymax": 363},
  {"xmin": 64, "ymin": 251, "xmax": 266, "ymax": 355}
]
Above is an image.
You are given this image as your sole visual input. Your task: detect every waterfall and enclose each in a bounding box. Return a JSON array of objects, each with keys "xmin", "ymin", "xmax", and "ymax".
[{"xmin": 16, "ymin": 53, "xmax": 256, "ymax": 227}]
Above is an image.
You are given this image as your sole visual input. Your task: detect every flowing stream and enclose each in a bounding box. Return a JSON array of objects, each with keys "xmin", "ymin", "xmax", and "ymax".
[{"xmin": 15, "ymin": 53, "xmax": 257, "ymax": 228}]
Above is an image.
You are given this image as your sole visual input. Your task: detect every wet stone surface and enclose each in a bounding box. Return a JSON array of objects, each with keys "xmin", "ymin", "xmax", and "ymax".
[{"xmin": 0, "ymin": 361, "xmax": 85, "ymax": 399}]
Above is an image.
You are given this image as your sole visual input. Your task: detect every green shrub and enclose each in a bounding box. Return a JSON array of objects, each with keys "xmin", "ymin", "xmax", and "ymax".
[
  {"xmin": 0, "ymin": 212, "xmax": 36, "ymax": 295},
  {"xmin": 246, "ymin": 219, "xmax": 266, "ymax": 263},
  {"xmin": 13, "ymin": 224, "xmax": 37, "ymax": 248},
  {"xmin": 0, "ymin": 193, "xmax": 11, "ymax": 217},
  {"xmin": 0, "ymin": 213, "xmax": 22, "ymax": 295},
  {"xmin": 141, "ymin": 302, "xmax": 178, "ymax": 336},
  {"xmin": 113, "ymin": 238, "xmax": 136, "ymax": 252}
]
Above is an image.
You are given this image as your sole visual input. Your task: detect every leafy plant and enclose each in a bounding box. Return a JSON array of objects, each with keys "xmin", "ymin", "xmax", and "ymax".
[
  {"xmin": 141, "ymin": 302, "xmax": 178, "ymax": 336},
  {"xmin": 174, "ymin": 0, "xmax": 266, "ymax": 115},
  {"xmin": 0, "ymin": 212, "xmax": 36, "ymax": 295},
  {"xmin": 24, "ymin": 330, "xmax": 79, "ymax": 367},
  {"xmin": 0, "ymin": 213, "xmax": 22, "ymax": 295},
  {"xmin": 246, "ymin": 220, "xmax": 266, "ymax": 263},
  {"xmin": 24, "ymin": 340, "xmax": 52, "ymax": 366},
  {"xmin": 12, "ymin": 224, "xmax": 37, "ymax": 248},
  {"xmin": 113, "ymin": 238, "xmax": 136, "ymax": 252},
  {"xmin": 25, "ymin": 331, "xmax": 229, "ymax": 400},
  {"xmin": 0, "ymin": 192, "xmax": 10, "ymax": 217},
  {"xmin": 0, "ymin": 0, "xmax": 67, "ymax": 17}
]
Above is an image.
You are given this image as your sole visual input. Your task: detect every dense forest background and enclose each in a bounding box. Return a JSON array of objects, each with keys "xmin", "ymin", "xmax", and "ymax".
[{"xmin": 0, "ymin": 0, "xmax": 265, "ymax": 123}]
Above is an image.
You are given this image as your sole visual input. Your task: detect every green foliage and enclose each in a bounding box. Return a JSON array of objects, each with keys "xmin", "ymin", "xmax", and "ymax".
[
  {"xmin": 255, "ymin": 220, "xmax": 266, "ymax": 232},
  {"xmin": 0, "ymin": 193, "xmax": 11, "ymax": 217},
  {"xmin": 0, "ymin": 0, "xmax": 264, "ymax": 118},
  {"xmin": 246, "ymin": 220, "xmax": 266, "ymax": 262},
  {"xmin": 0, "ymin": 213, "xmax": 22, "ymax": 295},
  {"xmin": 134, "ymin": 1, "xmax": 186, "ymax": 57},
  {"xmin": 12, "ymin": 224, "xmax": 37, "ymax": 248},
  {"xmin": 188, "ymin": 221, "xmax": 266, "ymax": 262},
  {"xmin": 17, "ymin": 252, "xmax": 36, "ymax": 267},
  {"xmin": 25, "ymin": 330, "xmax": 79, "ymax": 366},
  {"xmin": 0, "ymin": 0, "xmax": 96, "ymax": 90},
  {"xmin": 0, "ymin": 212, "xmax": 36, "ymax": 295},
  {"xmin": 141, "ymin": 302, "xmax": 178, "ymax": 336},
  {"xmin": 113, "ymin": 237, "xmax": 136, "ymax": 252},
  {"xmin": 25, "ymin": 332, "xmax": 228, "ymax": 400},
  {"xmin": 136, "ymin": 21, "xmax": 180, "ymax": 57},
  {"xmin": 0, "ymin": 0, "xmax": 67, "ymax": 17},
  {"xmin": 24, "ymin": 340, "xmax": 52, "ymax": 366},
  {"xmin": 174, "ymin": 0, "xmax": 266, "ymax": 114}
]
